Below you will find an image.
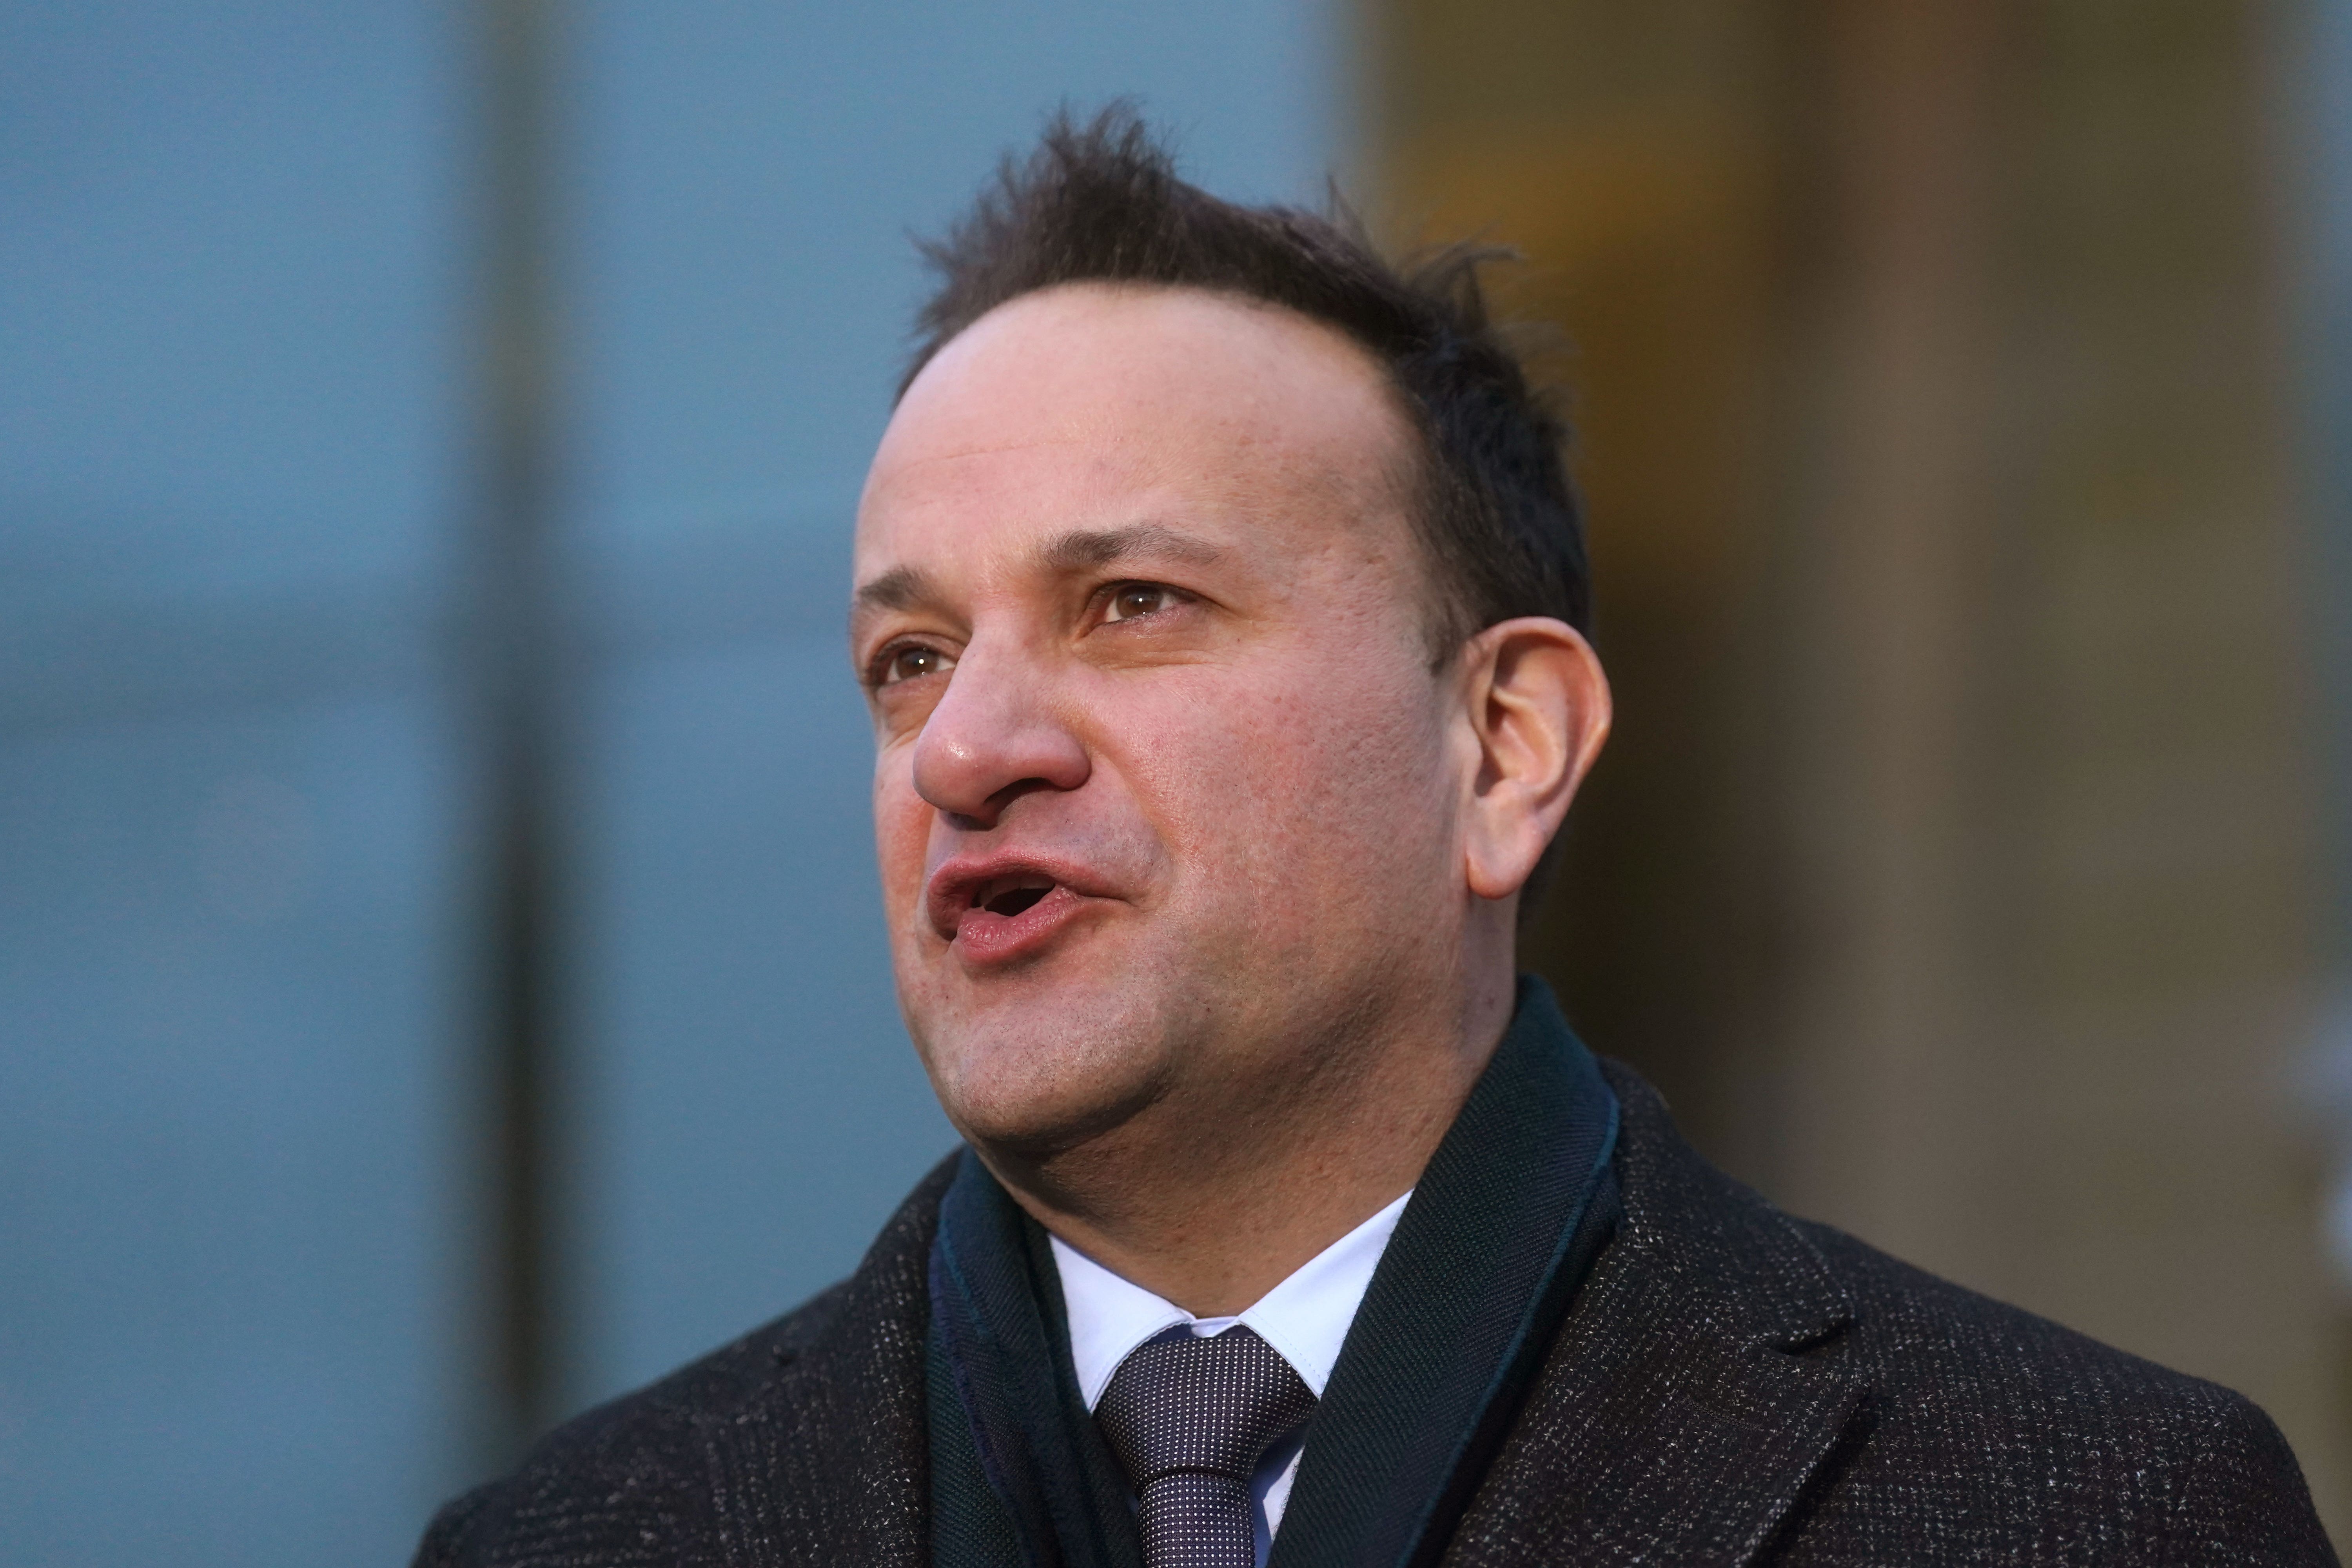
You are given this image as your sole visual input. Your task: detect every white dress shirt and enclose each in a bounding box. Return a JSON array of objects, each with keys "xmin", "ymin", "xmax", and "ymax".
[{"xmin": 1051, "ymin": 1189, "xmax": 1411, "ymax": 1563}]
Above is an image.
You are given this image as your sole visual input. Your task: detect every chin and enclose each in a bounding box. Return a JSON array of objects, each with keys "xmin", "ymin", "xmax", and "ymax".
[
  {"xmin": 936, "ymin": 1036, "xmax": 1172, "ymax": 1165},
  {"xmin": 908, "ymin": 974, "xmax": 1186, "ymax": 1164}
]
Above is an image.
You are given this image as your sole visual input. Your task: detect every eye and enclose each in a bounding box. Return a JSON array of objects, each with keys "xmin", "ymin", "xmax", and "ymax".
[
  {"xmin": 874, "ymin": 642, "xmax": 956, "ymax": 687},
  {"xmin": 1103, "ymin": 583, "xmax": 1178, "ymax": 623}
]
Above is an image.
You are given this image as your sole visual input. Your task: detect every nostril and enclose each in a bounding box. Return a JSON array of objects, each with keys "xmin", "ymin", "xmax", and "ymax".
[{"xmin": 984, "ymin": 885, "xmax": 1051, "ymax": 918}]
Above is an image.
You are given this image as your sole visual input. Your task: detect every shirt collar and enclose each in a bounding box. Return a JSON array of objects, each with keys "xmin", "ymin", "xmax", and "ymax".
[{"xmin": 1051, "ymin": 1189, "xmax": 1413, "ymax": 1410}]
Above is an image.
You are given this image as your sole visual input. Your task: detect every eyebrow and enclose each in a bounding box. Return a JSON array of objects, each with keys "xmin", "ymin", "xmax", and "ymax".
[
  {"xmin": 851, "ymin": 563, "xmax": 937, "ymax": 619},
  {"xmin": 1037, "ymin": 523, "xmax": 1225, "ymax": 574},
  {"xmin": 849, "ymin": 523, "xmax": 1226, "ymax": 638}
]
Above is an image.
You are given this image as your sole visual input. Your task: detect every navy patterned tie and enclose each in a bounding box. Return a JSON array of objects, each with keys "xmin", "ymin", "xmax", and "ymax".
[{"xmin": 1093, "ymin": 1326, "xmax": 1319, "ymax": 1568}]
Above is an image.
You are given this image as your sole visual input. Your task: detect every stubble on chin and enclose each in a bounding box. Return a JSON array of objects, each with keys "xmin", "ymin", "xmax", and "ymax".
[{"xmin": 912, "ymin": 985, "xmax": 1191, "ymax": 1171}]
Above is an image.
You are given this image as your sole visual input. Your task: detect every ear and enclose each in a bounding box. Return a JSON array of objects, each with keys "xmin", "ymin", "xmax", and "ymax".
[{"xmin": 1456, "ymin": 617, "xmax": 1612, "ymax": 901}]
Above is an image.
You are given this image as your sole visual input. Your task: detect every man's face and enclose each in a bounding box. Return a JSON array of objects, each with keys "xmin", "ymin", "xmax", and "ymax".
[{"xmin": 852, "ymin": 284, "xmax": 1475, "ymax": 1162}]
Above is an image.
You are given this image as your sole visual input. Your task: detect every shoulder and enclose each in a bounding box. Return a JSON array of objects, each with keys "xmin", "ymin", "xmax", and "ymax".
[
  {"xmin": 1796, "ymin": 1210, "xmax": 2245, "ymax": 1423},
  {"xmin": 1792, "ymin": 1216, "xmax": 2326, "ymax": 1553},
  {"xmin": 1592, "ymin": 1060, "xmax": 2334, "ymax": 1561},
  {"xmin": 410, "ymin": 1285, "xmax": 854, "ymax": 1566},
  {"xmin": 410, "ymin": 1154, "xmax": 956, "ymax": 1568}
]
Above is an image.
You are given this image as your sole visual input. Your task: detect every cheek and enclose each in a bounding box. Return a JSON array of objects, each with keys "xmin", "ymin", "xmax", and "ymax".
[
  {"xmin": 1122, "ymin": 657, "xmax": 1452, "ymax": 902},
  {"xmin": 871, "ymin": 750, "xmax": 931, "ymax": 927}
]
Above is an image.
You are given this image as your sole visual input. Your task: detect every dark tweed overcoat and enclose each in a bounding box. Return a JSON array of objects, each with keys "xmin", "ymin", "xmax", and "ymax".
[{"xmin": 414, "ymin": 1063, "xmax": 2337, "ymax": 1566}]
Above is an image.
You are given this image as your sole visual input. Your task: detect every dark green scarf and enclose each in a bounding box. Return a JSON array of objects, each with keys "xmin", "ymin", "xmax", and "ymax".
[{"xmin": 928, "ymin": 977, "xmax": 1621, "ymax": 1568}]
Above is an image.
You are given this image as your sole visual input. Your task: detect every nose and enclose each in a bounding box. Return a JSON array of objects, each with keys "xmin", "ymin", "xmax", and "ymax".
[{"xmin": 909, "ymin": 642, "xmax": 1090, "ymax": 829}]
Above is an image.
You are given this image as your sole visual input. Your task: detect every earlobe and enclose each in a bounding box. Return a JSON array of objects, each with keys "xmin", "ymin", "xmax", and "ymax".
[{"xmin": 1459, "ymin": 618, "xmax": 1611, "ymax": 901}]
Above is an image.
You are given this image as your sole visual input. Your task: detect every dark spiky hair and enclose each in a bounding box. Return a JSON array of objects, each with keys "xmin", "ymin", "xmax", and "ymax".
[
  {"xmin": 902, "ymin": 106, "xmax": 1592, "ymax": 912},
  {"xmin": 902, "ymin": 104, "xmax": 1591, "ymax": 652}
]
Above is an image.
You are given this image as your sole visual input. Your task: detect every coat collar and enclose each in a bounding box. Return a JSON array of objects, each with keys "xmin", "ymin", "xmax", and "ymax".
[
  {"xmin": 706, "ymin": 1050, "xmax": 1866, "ymax": 1568},
  {"xmin": 1439, "ymin": 1060, "xmax": 1865, "ymax": 1568},
  {"xmin": 1272, "ymin": 979, "xmax": 1621, "ymax": 1568}
]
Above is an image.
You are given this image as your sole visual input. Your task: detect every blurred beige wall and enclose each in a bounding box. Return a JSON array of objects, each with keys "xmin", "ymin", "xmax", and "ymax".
[{"xmin": 1365, "ymin": 0, "xmax": 2348, "ymax": 1537}]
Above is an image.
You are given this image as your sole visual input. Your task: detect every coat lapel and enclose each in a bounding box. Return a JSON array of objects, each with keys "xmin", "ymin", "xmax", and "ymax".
[
  {"xmin": 700, "ymin": 1154, "xmax": 955, "ymax": 1568},
  {"xmin": 1441, "ymin": 1063, "xmax": 1865, "ymax": 1568},
  {"xmin": 678, "ymin": 1056, "xmax": 1863, "ymax": 1568},
  {"xmin": 1272, "ymin": 982, "xmax": 1621, "ymax": 1568}
]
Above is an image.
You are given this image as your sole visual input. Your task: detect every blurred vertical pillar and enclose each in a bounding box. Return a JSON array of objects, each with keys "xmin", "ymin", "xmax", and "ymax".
[
  {"xmin": 1771, "ymin": 0, "xmax": 1998, "ymax": 1284},
  {"xmin": 1367, "ymin": 0, "xmax": 2348, "ymax": 1530},
  {"xmin": 1776, "ymin": 0, "xmax": 2348, "ymax": 1526},
  {"xmin": 466, "ymin": 0, "xmax": 569, "ymax": 1454}
]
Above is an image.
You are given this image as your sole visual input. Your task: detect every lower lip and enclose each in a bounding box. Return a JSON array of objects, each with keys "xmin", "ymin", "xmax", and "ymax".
[{"xmin": 951, "ymin": 883, "xmax": 1097, "ymax": 966}]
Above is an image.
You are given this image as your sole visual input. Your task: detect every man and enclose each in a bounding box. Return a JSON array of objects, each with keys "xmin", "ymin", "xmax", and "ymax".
[{"xmin": 416, "ymin": 110, "xmax": 2335, "ymax": 1566}]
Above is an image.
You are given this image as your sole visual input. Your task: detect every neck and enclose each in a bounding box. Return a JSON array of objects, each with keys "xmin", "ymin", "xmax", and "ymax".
[{"xmin": 975, "ymin": 943, "xmax": 1520, "ymax": 1318}]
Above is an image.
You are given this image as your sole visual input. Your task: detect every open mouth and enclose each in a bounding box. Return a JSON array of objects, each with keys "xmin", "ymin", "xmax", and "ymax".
[
  {"xmin": 971, "ymin": 874, "xmax": 1055, "ymax": 920},
  {"xmin": 926, "ymin": 857, "xmax": 1100, "ymax": 962}
]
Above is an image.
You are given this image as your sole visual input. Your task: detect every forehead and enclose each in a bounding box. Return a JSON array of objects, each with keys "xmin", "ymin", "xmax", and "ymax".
[{"xmin": 854, "ymin": 284, "xmax": 1415, "ymax": 577}]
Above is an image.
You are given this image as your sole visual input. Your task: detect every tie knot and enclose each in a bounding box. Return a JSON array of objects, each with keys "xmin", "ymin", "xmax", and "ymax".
[{"xmin": 1094, "ymin": 1325, "xmax": 1318, "ymax": 1489}]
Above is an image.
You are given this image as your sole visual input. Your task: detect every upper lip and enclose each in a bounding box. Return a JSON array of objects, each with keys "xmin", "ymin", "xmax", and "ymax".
[{"xmin": 925, "ymin": 849, "xmax": 1113, "ymax": 940}]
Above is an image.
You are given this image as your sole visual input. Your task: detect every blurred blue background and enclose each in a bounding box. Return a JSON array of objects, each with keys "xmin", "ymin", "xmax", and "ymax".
[
  {"xmin": 9, "ymin": 0, "xmax": 2352, "ymax": 1562},
  {"xmin": 0, "ymin": 2, "xmax": 1339, "ymax": 1561}
]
